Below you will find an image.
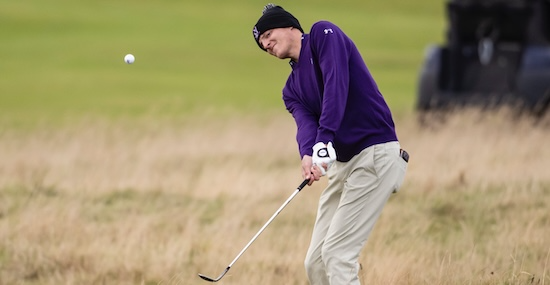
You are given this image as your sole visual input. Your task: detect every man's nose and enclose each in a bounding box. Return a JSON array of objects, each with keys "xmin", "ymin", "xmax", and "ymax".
[{"xmin": 260, "ymin": 39, "xmax": 270, "ymax": 49}]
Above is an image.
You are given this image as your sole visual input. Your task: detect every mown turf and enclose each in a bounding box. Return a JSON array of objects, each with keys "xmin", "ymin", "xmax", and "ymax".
[{"xmin": 0, "ymin": 0, "xmax": 444, "ymax": 128}]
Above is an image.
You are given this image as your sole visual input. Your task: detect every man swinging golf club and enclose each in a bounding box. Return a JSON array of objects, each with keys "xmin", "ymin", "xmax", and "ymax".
[{"xmin": 252, "ymin": 4, "xmax": 408, "ymax": 284}]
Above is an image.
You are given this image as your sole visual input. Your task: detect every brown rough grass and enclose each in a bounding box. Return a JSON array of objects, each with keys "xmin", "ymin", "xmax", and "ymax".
[{"xmin": 0, "ymin": 110, "xmax": 549, "ymax": 285}]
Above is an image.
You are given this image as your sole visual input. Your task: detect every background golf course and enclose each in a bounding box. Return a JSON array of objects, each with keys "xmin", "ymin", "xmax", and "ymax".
[{"xmin": 1, "ymin": 0, "xmax": 549, "ymax": 284}]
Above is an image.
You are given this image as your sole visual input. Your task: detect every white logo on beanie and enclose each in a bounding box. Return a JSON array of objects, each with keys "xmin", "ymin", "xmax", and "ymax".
[{"xmin": 253, "ymin": 26, "xmax": 260, "ymax": 40}]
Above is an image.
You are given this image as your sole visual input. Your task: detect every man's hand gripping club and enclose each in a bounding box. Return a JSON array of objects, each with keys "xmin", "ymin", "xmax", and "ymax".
[{"xmin": 302, "ymin": 142, "xmax": 337, "ymax": 185}]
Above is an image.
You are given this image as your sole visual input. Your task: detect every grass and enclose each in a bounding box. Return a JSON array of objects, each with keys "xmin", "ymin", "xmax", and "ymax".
[
  {"xmin": 0, "ymin": 0, "xmax": 444, "ymax": 127},
  {"xmin": 1, "ymin": 111, "xmax": 549, "ymax": 284}
]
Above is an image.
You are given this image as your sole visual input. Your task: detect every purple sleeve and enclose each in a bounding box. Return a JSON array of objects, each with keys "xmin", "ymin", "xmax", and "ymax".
[
  {"xmin": 283, "ymin": 89, "xmax": 317, "ymax": 158},
  {"xmin": 310, "ymin": 22, "xmax": 350, "ymax": 144}
]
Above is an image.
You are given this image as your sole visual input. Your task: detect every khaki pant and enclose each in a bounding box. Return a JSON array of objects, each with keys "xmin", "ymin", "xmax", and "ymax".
[{"xmin": 305, "ymin": 141, "xmax": 407, "ymax": 285}]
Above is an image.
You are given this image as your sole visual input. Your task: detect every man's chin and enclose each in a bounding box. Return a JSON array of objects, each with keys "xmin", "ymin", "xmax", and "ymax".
[{"xmin": 272, "ymin": 52, "xmax": 287, "ymax": 60}]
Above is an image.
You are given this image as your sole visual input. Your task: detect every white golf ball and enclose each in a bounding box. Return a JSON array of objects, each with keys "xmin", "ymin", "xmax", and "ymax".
[{"xmin": 124, "ymin": 54, "xmax": 135, "ymax": 64}]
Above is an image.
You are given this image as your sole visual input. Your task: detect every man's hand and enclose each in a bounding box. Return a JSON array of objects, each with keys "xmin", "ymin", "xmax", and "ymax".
[
  {"xmin": 301, "ymin": 155, "xmax": 323, "ymax": 186},
  {"xmin": 312, "ymin": 142, "xmax": 337, "ymax": 176}
]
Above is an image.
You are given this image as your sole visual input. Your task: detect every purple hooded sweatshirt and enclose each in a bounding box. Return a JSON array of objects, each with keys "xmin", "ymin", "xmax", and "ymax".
[{"xmin": 282, "ymin": 21, "xmax": 398, "ymax": 162}]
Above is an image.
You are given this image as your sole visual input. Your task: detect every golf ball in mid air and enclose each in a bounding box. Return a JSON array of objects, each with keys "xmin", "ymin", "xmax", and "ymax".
[{"xmin": 124, "ymin": 54, "xmax": 135, "ymax": 64}]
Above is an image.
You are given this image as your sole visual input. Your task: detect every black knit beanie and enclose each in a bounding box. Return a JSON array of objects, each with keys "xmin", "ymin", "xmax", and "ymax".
[{"xmin": 253, "ymin": 4, "xmax": 303, "ymax": 51}]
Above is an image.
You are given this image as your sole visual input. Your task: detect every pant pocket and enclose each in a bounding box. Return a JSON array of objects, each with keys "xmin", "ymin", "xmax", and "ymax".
[{"xmin": 393, "ymin": 158, "xmax": 408, "ymax": 193}]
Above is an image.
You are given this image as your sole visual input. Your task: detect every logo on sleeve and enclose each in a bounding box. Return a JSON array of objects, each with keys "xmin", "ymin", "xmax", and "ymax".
[{"xmin": 324, "ymin": 28, "xmax": 333, "ymax": 34}]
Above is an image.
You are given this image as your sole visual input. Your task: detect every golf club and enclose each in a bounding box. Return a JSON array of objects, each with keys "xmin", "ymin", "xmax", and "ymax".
[{"xmin": 198, "ymin": 179, "xmax": 310, "ymax": 282}]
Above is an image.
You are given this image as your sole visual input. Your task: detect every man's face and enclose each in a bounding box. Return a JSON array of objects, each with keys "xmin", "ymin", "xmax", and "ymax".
[{"xmin": 258, "ymin": 27, "xmax": 294, "ymax": 59}]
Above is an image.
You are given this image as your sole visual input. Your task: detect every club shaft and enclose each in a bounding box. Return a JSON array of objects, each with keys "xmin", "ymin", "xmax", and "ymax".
[
  {"xmin": 227, "ymin": 180, "xmax": 308, "ymax": 267},
  {"xmin": 198, "ymin": 179, "xmax": 309, "ymax": 282}
]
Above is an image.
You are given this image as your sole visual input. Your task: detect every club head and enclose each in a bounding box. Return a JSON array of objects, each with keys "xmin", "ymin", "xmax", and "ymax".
[
  {"xmin": 198, "ymin": 267, "xmax": 229, "ymax": 283},
  {"xmin": 198, "ymin": 274, "xmax": 218, "ymax": 282}
]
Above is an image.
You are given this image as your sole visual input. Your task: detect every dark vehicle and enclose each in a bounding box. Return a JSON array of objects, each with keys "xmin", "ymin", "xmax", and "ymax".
[{"xmin": 417, "ymin": 0, "xmax": 550, "ymax": 116}]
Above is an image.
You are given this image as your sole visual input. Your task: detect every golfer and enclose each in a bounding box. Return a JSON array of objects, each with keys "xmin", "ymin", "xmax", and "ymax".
[{"xmin": 252, "ymin": 4, "xmax": 408, "ymax": 285}]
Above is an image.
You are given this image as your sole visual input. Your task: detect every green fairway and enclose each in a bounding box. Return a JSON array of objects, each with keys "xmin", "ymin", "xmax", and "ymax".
[{"xmin": 1, "ymin": 0, "xmax": 444, "ymax": 127}]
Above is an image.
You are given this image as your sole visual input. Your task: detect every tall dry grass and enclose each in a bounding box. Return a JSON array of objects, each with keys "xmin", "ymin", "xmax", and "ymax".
[{"xmin": 0, "ymin": 110, "xmax": 549, "ymax": 285}]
